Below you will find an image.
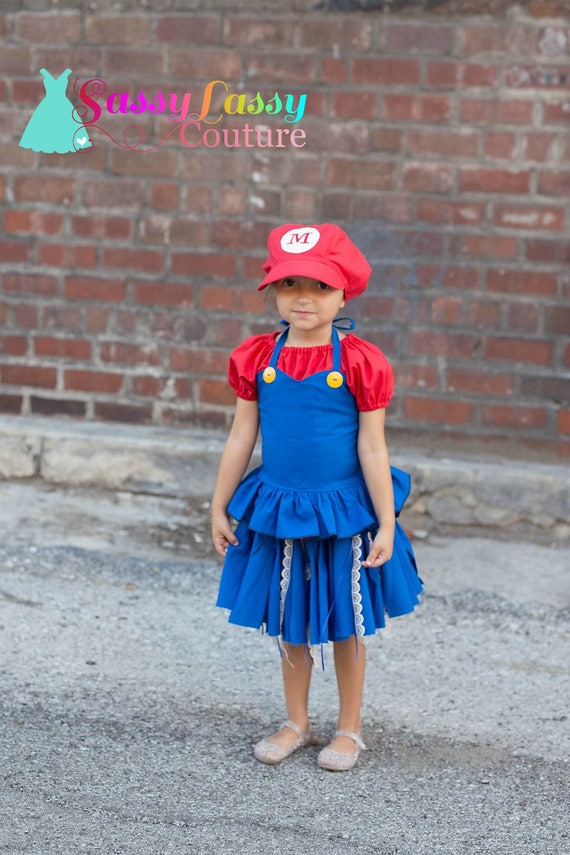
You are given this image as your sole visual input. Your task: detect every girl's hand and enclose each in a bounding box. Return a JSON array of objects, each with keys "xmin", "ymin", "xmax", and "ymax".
[
  {"xmin": 362, "ymin": 528, "xmax": 394, "ymax": 568},
  {"xmin": 212, "ymin": 509, "xmax": 239, "ymax": 557}
]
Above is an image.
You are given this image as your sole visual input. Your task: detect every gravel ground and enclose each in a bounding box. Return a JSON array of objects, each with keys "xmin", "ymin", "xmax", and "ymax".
[{"xmin": 0, "ymin": 482, "xmax": 568, "ymax": 855}]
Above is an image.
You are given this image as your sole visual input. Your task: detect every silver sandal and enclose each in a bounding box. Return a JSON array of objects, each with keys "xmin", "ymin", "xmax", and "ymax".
[
  {"xmin": 317, "ymin": 729, "xmax": 366, "ymax": 771},
  {"xmin": 254, "ymin": 719, "xmax": 313, "ymax": 765}
]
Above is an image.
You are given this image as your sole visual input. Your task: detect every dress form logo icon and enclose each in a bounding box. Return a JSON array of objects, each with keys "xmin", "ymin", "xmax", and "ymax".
[
  {"xmin": 280, "ymin": 227, "xmax": 321, "ymax": 254},
  {"xmin": 19, "ymin": 68, "xmax": 92, "ymax": 154}
]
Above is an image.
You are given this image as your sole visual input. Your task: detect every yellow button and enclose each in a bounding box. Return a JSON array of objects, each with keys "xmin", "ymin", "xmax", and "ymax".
[
  {"xmin": 326, "ymin": 371, "xmax": 344, "ymax": 388},
  {"xmin": 263, "ymin": 366, "xmax": 276, "ymax": 383}
]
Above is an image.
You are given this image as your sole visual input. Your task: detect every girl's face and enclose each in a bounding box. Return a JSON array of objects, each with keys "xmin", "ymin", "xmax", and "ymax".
[{"xmin": 273, "ymin": 276, "xmax": 345, "ymax": 341}]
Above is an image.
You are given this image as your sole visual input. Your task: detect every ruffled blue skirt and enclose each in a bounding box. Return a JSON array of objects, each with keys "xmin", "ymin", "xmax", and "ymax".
[{"xmin": 216, "ymin": 466, "xmax": 423, "ymax": 646}]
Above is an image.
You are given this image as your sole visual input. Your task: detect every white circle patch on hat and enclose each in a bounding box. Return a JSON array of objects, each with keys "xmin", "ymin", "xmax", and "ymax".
[{"xmin": 280, "ymin": 226, "xmax": 320, "ymax": 254}]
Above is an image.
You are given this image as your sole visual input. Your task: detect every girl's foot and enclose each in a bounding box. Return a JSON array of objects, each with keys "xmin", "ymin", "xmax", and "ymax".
[
  {"xmin": 254, "ymin": 720, "xmax": 312, "ymax": 765},
  {"xmin": 317, "ymin": 729, "xmax": 366, "ymax": 771}
]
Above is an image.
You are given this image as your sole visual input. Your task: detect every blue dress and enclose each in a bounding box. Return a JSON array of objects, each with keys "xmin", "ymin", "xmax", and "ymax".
[{"xmin": 216, "ymin": 325, "xmax": 422, "ymax": 646}]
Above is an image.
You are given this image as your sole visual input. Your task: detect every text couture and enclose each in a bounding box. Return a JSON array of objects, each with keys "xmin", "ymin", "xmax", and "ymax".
[{"xmin": 77, "ymin": 78, "xmax": 308, "ymax": 150}]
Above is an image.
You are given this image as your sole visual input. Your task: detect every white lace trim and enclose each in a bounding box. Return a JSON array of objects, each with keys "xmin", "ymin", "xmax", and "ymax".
[
  {"xmin": 280, "ymin": 539, "xmax": 293, "ymax": 636},
  {"xmin": 351, "ymin": 534, "xmax": 365, "ymax": 637}
]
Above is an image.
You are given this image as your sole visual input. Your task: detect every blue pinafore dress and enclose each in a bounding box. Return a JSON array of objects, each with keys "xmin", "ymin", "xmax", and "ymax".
[{"xmin": 216, "ymin": 325, "xmax": 422, "ymax": 646}]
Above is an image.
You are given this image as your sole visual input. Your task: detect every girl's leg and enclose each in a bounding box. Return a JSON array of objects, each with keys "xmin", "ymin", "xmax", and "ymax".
[
  {"xmin": 329, "ymin": 636, "xmax": 366, "ymax": 752},
  {"xmin": 263, "ymin": 643, "xmax": 313, "ymax": 748}
]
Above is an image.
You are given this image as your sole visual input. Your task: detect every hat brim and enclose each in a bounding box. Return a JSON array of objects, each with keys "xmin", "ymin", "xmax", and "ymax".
[{"xmin": 257, "ymin": 259, "xmax": 346, "ymax": 292}]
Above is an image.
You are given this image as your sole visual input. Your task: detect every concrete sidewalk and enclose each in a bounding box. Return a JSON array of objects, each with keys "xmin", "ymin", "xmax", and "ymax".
[{"xmin": 0, "ymin": 415, "xmax": 568, "ymax": 543}]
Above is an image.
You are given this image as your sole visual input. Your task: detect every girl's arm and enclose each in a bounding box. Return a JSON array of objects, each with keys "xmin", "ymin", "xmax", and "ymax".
[
  {"xmin": 211, "ymin": 397, "xmax": 260, "ymax": 557},
  {"xmin": 357, "ymin": 408, "xmax": 396, "ymax": 567}
]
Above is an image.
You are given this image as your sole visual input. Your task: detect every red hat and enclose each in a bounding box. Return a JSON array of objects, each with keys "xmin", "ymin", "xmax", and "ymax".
[{"xmin": 258, "ymin": 223, "xmax": 371, "ymax": 301}]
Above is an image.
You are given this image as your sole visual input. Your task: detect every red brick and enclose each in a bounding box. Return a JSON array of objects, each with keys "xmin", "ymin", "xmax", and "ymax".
[
  {"xmin": 170, "ymin": 347, "xmax": 229, "ymax": 374},
  {"xmin": 380, "ymin": 195, "xmax": 414, "ymax": 223},
  {"xmin": 521, "ymin": 375, "xmax": 570, "ymax": 401},
  {"xmin": 0, "ymin": 395, "xmax": 23, "ymax": 414},
  {"xmin": 1, "ymin": 364, "xmax": 56, "ymax": 389},
  {"xmin": 3, "ymin": 273, "xmax": 59, "ymax": 296},
  {"xmin": 4, "ymin": 210, "xmax": 63, "ymax": 235},
  {"xmin": 101, "ymin": 248, "xmax": 164, "ymax": 273},
  {"xmin": 94, "ymin": 402, "xmax": 152, "ymax": 423},
  {"xmin": 41, "ymin": 306, "xmax": 82, "ymax": 332},
  {"xmin": 402, "ymin": 163, "xmax": 453, "ymax": 193},
  {"xmin": 200, "ymin": 286, "xmax": 263, "ymax": 314},
  {"xmin": 71, "ymin": 215, "xmax": 132, "ymax": 240},
  {"xmin": 384, "ymin": 95, "xmax": 452, "ymax": 123},
  {"xmin": 416, "ymin": 265, "xmax": 481, "ymax": 290},
  {"xmin": 452, "ymin": 234, "xmax": 518, "ymax": 259},
  {"xmin": 172, "ymin": 48, "xmax": 241, "ymax": 80},
  {"xmin": 225, "ymin": 16, "xmax": 294, "ymax": 47},
  {"xmin": 486, "ymin": 269, "xmax": 557, "ymax": 295},
  {"xmin": 403, "ymin": 397, "xmax": 473, "ymax": 425},
  {"xmin": 460, "ymin": 98, "xmax": 534, "ymax": 124},
  {"xmin": 0, "ymin": 46, "xmax": 32, "ymax": 74},
  {"xmin": 199, "ymin": 378, "xmax": 236, "ymax": 406},
  {"xmin": 131, "ymin": 281, "xmax": 194, "ymax": 306},
  {"xmin": 416, "ymin": 199, "xmax": 485, "ymax": 226},
  {"xmin": 351, "ymin": 58, "xmax": 420, "ymax": 85},
  {"xmin": 493, "ymin": 204, "xmax": 565, "ymax": 230},
  {"xmin": 558, "ymin": 410, "xmax": 570, "ymax": 434},
  {"xmin": 393, "ymin": 363, "xmax": 438, "ymax": 390},
  {"xmin": 169, "ymin": 220, "xmax": 207, "ymax": 246},
  {"xmin": 218, "ymin": 187, "xmax": 249, "ymax": 216},
  {"xmin": 408, "ymin": 128, "xmax": 479, "ymax": 158},
  {"xmin": 300, "ymin": 18, "xmax": 372, "ymax": 51},
  {"xmin": 131, "ymin": 376, "xmax": 165, "ymax": 398},
  {"xmin": 484, "ymin": 132, "xmax": 516, "ymax": 159},
  {"xmin": 65, "ymin": 277, "xmax": 126, "ymax": 302},
  {"xmin": 446, "ymin": 368, "xmax": 514, "ymax": 396},
  {"xmin": 538, "ymin": 170, "xmax": 570, "ymax": 196},
  {"xmin": 459, "ymin": 167, "xmax": 530, "ymax": 194},
  {"xmin": 36, "ymin": 244, "xmax": 97, "ymax": 268},
  {"xmin": 65, "ymin": 370, "xmax": 123, "ymax": 393},
  {"xmin": 326, "ymin": 158, "xmax": 396, "ymax": 191},
  {"xmin": 382, "ymin": 22, "xmax": 453, "ymax": 54},
  {"xmin": 109, "ymin": 148, "xmax": 177, "ymax": 179},
  {"xmin": 82, "ymin": 180, "xmax": 146, "ymax": 209},
  {"xmin": 33, "ymin": 337, "xmax": 91, "ymax": 360},
  {"xmin": 525, "ymin": 133, "xmax": 553, "ymax": 162},
  {"xmin": 171, "ymin": 253, "xmax": 237, "ymax": 278},
  {"xmin": 12, "ymin": 79, "xmax": 47, "ymax": 104},
  {"xmin": 482, "ymin": 404, "xmax": 547, "ymax": 429},
  {"xmin": 0, "ymin": 335, "xmax": 27, "ymax": 356},
  {"xmin": 504, "ymin": 64, "xmax": 570, "ymax": 89},
  {"xmin": 431, "ymin": 296, "xmax": 468, "ymax": 326},
  {"xmin": 100, "ymin": 342, "xmax": 161, "ymax": 366},
  {"xmin": 112, "ymin": 311, "xmax": 139, "ymax": 335},
  {"xmin": 14, "ymin": 176, "xmax": 76, "ymax": 205},
  {"xmin": 85, "ymin": 16, "xmax": 152, "ymax": 44},
  {"xmin": 156, "ymin": 13, "xmax": 220, "ymax": 42},
  {"xmin": 85, "ymin": 308, "xmax": 109, "ymax": 333},
  {"xmin": 470, "ymin": 301, "xmax": 501, "ymax": 328},
  {"xmin": 410, "ymin": 330, "xmax": 478, "ymax": 357},
  {"xmin": 151, "ymin": 183, "xmax": 180, "ymax": 211},
  {"xmin": 17, "ymin": 13, "xmax": 80, "ymax": 43},
  {"xmin": 484, "ymin": 337, "xmax": 553, "ymax": 364},
  {"xmin": 30, "ymin": 397, "xmax": 86, "ymax": 417},
  {"xmin": 332, "ymin": 92, "xmax": 377, "ymax": 120},
  {"xmin": 320, "ymin": 58, "xmax": 348, "ymax": 84},
  {"xmin": 284, "ymin": 190, "xmax": 318, "ymax": 221},
  {"xmin": 33, "ymin": 48, "xmax": 99, "ymax": 77},
  {"xmin": 461, "ymin": 24, "xmax": 535, "ymax": 56},
  {"xmin": 426, "ymin": 61, "xmax": 498, "ymax": 88},
  {"xmin": 370, "ymin": 127, "xmax": 404, "ymax": 152},
  {"xmin": 543, "ymin": 102, "xmax": 570, "ymax": 124},
  {"xmin": 505, "ymin": 303, "xmax": 539, "ymax": 333},
  {"xmin": 543, "ymin": 305, "xmax": 570, "ymax": 335},
  {"xmin": 12, "ymin": 304, "xmax": 38, "ymax": 328},
  {"xmin": 0, "ymin": 240, "xmax": 30, "ymax": 263},
  {"xmin": 525, "ymin": 239, "xmax": 570, "ymax": 263}
]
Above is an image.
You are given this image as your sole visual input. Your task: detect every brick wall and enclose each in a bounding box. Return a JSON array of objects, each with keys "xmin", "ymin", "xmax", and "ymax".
[{"xmin": 0, "ymin": 2, "xmax": 569, "ymax": 453}]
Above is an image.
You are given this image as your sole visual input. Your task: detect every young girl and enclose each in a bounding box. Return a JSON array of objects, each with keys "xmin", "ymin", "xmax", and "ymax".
[{"xmin": 212, "ymin": 223, "xmax": 422, "ymax": 771}]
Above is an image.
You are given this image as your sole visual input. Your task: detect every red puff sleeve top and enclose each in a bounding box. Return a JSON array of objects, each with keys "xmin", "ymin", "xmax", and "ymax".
[{"xmin": 229, "ymin": 332, "xmax": 394, "ymax": 411}]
